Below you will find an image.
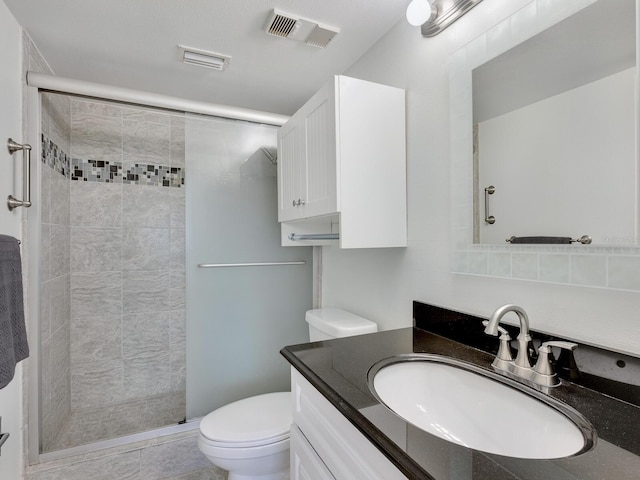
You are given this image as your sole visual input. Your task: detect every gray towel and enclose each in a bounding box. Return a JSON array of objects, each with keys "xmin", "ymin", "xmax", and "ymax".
[{"xmin": 0, "ymin": 235, "xmax": 29, "ymax": 389}]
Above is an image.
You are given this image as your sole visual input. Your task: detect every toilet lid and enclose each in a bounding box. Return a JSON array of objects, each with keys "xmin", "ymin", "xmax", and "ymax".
[{"xmin": 200, "ymin": 392, "xmax": 291, "ymax": 447}]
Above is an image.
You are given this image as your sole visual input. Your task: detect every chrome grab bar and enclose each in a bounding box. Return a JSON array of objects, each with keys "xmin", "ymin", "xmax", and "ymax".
[
  {"xmin": 484, "ymin": 185, "xmax": 495, "ymax": 224},
  {"xmin": 7, "ymin": 138, "xmax": 32, "ymax": 211},
  {"xmin": 198, "ymin": 261, "xmax": 307, "ymax": 268}
]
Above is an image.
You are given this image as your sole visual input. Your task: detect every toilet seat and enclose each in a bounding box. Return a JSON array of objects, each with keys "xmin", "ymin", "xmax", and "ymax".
[
  {"xmin": 198, "ymin": 433, "xmax": 289, "ymax": 461},
  {"xmin": 199, "ymin": 392, "xmax": 291, "ymax": 448}
]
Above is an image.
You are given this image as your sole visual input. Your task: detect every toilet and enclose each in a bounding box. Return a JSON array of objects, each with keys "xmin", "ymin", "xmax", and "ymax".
[{"xmin": 197, "ymin": 308, "xmax": 378, "ymax": 480}]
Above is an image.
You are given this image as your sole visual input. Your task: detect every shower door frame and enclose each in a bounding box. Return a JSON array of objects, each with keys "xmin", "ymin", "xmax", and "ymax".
[
  {"xmin": 23, "ymin": 82, "xmax": 298, "ymax": 465},
  {"xmin": 25, "ymin": 85, "xmax": 42, "ymax": 465}
]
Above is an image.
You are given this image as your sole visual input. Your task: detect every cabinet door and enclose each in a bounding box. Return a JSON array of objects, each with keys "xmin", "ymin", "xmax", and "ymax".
[
  {"xmin": 335, "ymin": 75, "xmax": 407, "ymax": 248},
  {"xmin": 292, "ymin": 369, "xmax": 408, "ymax": 480},
  {"xmin": 277, "ymin": 116, "xmax": 305, "ymax": 222},
  {"xmin": 291, "ymin": 425, "xmax": 335, "ymax": 480},
  {"xmin": 299, "ymin": 81, "xmax": 337, "ymax": 218}
]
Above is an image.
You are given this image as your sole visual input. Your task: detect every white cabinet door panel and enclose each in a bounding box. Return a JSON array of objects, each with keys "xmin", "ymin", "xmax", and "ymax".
[
  {"xmin": 291, "ymin": 369, "xmax": 408, "ymax": 480},
  {"xmin": 278, "ymin": 118, "xmax": 305, "ymax": 221},
  {"xmin": 291, "ymin": 425, "xmax": 335, "ymax": 480}
]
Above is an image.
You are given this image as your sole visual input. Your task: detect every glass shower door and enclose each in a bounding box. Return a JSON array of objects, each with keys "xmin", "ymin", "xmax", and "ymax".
[{"xmin": 185, "ymin": 115, "xmax": 312, "ymax": 418}]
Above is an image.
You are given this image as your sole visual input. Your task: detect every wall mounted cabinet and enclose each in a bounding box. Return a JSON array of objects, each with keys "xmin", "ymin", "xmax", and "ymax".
[{"xmin": 278, "ymin": 75, "xmax": 407, "ymax": 248}]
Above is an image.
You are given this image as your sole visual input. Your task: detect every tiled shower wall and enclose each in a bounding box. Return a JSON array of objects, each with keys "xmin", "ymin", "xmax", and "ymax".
[{"xmin": 40, "ymin": 93, "xmax": 187, "ymax": 451}]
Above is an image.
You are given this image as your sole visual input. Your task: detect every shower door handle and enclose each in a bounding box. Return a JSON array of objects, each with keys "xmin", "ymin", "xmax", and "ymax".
[{"xmin": 7, "ymin": 138, "xmax": 32, "ymax": 211}]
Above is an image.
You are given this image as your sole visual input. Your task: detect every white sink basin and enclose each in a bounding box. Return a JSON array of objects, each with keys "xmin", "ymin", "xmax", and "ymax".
[{"xmin": 369, "ymin": 354, "xmax": 595, "ymax": 459}]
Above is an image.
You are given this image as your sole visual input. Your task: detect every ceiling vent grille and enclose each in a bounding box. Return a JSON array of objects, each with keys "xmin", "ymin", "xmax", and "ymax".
[
  {"xmin": 267, "ymin": 13, "xmax": 299, "ymax": 38},
  {"xmin": 178, "ymin": 45, "xmax": 231, "ymax": 71},
  {"xmin": 264, "ymin": 10, "xmax": 339, "ymax": 48},
  {"xmin": 306, "ymin": 25, "xmax": 339, "ymax": 48}
]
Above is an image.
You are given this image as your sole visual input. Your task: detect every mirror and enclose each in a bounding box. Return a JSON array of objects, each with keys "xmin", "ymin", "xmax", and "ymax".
[
  {"xmin": 449, "ymin": 0, "xmax": 640, "ymax": 291},
  {"xmin": 473, "ymin": 0, "xmax": 636, "ymax": 245}
]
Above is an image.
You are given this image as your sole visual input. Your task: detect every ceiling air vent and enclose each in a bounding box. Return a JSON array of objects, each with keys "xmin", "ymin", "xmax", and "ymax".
[
  {"xmin": 178, "ymin": 45, "xmax": 231, "ymax": 71},
  {"xmin": 306, "ymin": 25, "xmax": 339, "ymax": 48},
  {"xmin": 265, "ymin": 10, "xmax": 339, "ymax": 48},
  {"xmin": 266, "ymin": 12, "xmax": 299, "ymax": 38}
]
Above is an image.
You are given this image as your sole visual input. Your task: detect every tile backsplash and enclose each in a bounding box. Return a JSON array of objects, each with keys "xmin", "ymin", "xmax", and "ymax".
[{"xmin": 42, "ymin": 135, "xmax": 70, "ymax": 177}]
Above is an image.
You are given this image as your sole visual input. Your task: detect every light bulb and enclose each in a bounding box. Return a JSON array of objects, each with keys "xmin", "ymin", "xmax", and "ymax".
[{"xmin": 406, "ymin": 0, "xmax": 434, "ymax": 27}]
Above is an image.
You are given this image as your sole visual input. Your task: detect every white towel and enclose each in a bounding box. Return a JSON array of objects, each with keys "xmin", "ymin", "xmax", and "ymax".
[{"xmin": 0, "ymin": 235, "xmax": 29, "ymax": 389}]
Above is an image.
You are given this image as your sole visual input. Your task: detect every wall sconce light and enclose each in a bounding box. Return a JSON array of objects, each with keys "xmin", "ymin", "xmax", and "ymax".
[
  {"xmin": 406, "ymin": 0, "xmax": 484, "ymax": 37},
  {"xmin": 406, "ymin": 0, "xmax": 437, "ymax": 26}
]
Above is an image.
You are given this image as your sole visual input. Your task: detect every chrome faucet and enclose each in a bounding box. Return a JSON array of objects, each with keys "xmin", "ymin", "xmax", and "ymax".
[
  {"xmin": 484, "ymin": 304, "xmax": 578, "ymax": 386},
  {"xmin": 484, "ymin": 304, "xmax": 532, "ymax": 378}
]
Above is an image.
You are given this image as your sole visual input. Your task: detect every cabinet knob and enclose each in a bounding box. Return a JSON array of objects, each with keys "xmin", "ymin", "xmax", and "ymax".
[
  {"xmin": 299, "ymin": 199, "xmax": 306, "ymax": 206},
  {"xmin": 292, "ymin": 199, "xmax": 297, "ymax": 207}
]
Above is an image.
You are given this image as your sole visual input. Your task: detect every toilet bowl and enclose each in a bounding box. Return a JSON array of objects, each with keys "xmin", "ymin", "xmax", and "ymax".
[
  {"xmin": 198, "ymin": 308, "xmax": 377, "ymax": 479},
  {"xmin": 198, "ymin": 392, "xmax": 291, "ymax": 480}
]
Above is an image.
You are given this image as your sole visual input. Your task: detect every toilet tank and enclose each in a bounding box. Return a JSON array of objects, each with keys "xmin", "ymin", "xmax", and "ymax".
[{"xmin": 305, "ymin": 308, "xmax": 378, "ymax": 341}]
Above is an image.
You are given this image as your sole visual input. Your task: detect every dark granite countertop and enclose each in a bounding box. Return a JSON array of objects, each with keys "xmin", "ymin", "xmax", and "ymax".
[{"xmin": 281, "ymin": 302, "xmax": 640, "ymax": 480}]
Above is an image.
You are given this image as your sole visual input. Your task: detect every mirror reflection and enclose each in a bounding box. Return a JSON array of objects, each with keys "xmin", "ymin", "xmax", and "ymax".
[{"xmin": 472, "ymin": 0, "xmax": 637, "ymax": 245}]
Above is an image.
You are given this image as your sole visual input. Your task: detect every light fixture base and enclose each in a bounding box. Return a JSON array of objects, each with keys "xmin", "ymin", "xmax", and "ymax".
[{"xmin": 420, "ymin": 0, "xmax": 484, "ymax": 37}]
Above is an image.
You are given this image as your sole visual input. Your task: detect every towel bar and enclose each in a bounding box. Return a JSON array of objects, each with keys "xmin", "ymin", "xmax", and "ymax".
[
  {"xmin": 288, "ymin": 233, "xmax": 339, "ymax": 241},
  {"xmin": 198, "ymin": 261, "xmax": 307, "ymax": 268},
  {"xmin": 506, "ymin": 235, "xmax": 592, "ymax": 245}
]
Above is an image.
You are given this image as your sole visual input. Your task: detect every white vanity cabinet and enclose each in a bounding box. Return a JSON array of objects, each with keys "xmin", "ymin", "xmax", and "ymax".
[
  {"xmin": 290, "ymin": 368, "xmax": 409, "ymax": 480},
  {"xmin": 278, "ymin": 75, "xmax": 407, "ymax": 249}
]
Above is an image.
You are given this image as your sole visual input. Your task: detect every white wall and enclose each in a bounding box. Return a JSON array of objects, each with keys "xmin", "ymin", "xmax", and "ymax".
[
  {"xmin": 0, "ymin": 0, "xmax": 25, "ymax": 478},
  {"xmin": 321, "ymin": 0, "xmax": 640, "ymax": 356}
]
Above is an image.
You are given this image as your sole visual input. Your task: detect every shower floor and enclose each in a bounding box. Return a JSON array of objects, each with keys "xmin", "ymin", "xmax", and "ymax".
[{"xmin": 43, "ymin": 391, "xmax": 186, "ymax": 452}]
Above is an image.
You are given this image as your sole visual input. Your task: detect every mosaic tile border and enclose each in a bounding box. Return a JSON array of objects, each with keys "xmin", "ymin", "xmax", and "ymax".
[
  {"xmin": 42, "ymin": 135, "xmax": 185, "ymax": 188},
  {"xmin": 42, "ymin": 134, "xmax": 71, "ymax": 178},
  {"xmin": 72, "ymin": 158, "xmax": 123, "ymax": 183},
  {"xmin": 125, "ymin": 163, "xmax": 184, "ymax": 187}
]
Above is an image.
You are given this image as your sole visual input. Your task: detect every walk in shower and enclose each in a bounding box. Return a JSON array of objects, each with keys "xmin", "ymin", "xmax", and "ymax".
[{"xmin": 33, "ymin": 90, "xmax": 312, "ymax": 455}]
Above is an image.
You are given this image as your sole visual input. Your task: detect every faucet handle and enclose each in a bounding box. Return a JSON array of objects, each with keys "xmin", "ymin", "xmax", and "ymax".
[
  {"xmin": 541, "ymin": 341, "xmax": 578, "ymax": 352},
  {"xmin": 533, "ymin": 341, "xmax": 578, "ymax": 386},
  {"xmin": 482, "ymin": 320, "xmax": 510, "ymax": 338},
  {"xmin": 483, "ymin": 321, "xmax": 513, "ymax": 370}
]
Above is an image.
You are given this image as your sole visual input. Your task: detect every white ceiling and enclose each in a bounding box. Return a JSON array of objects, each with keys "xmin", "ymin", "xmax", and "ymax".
[{"xmin": 4, "ymin": 0, "xmax": 410, "ymax": 116}]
